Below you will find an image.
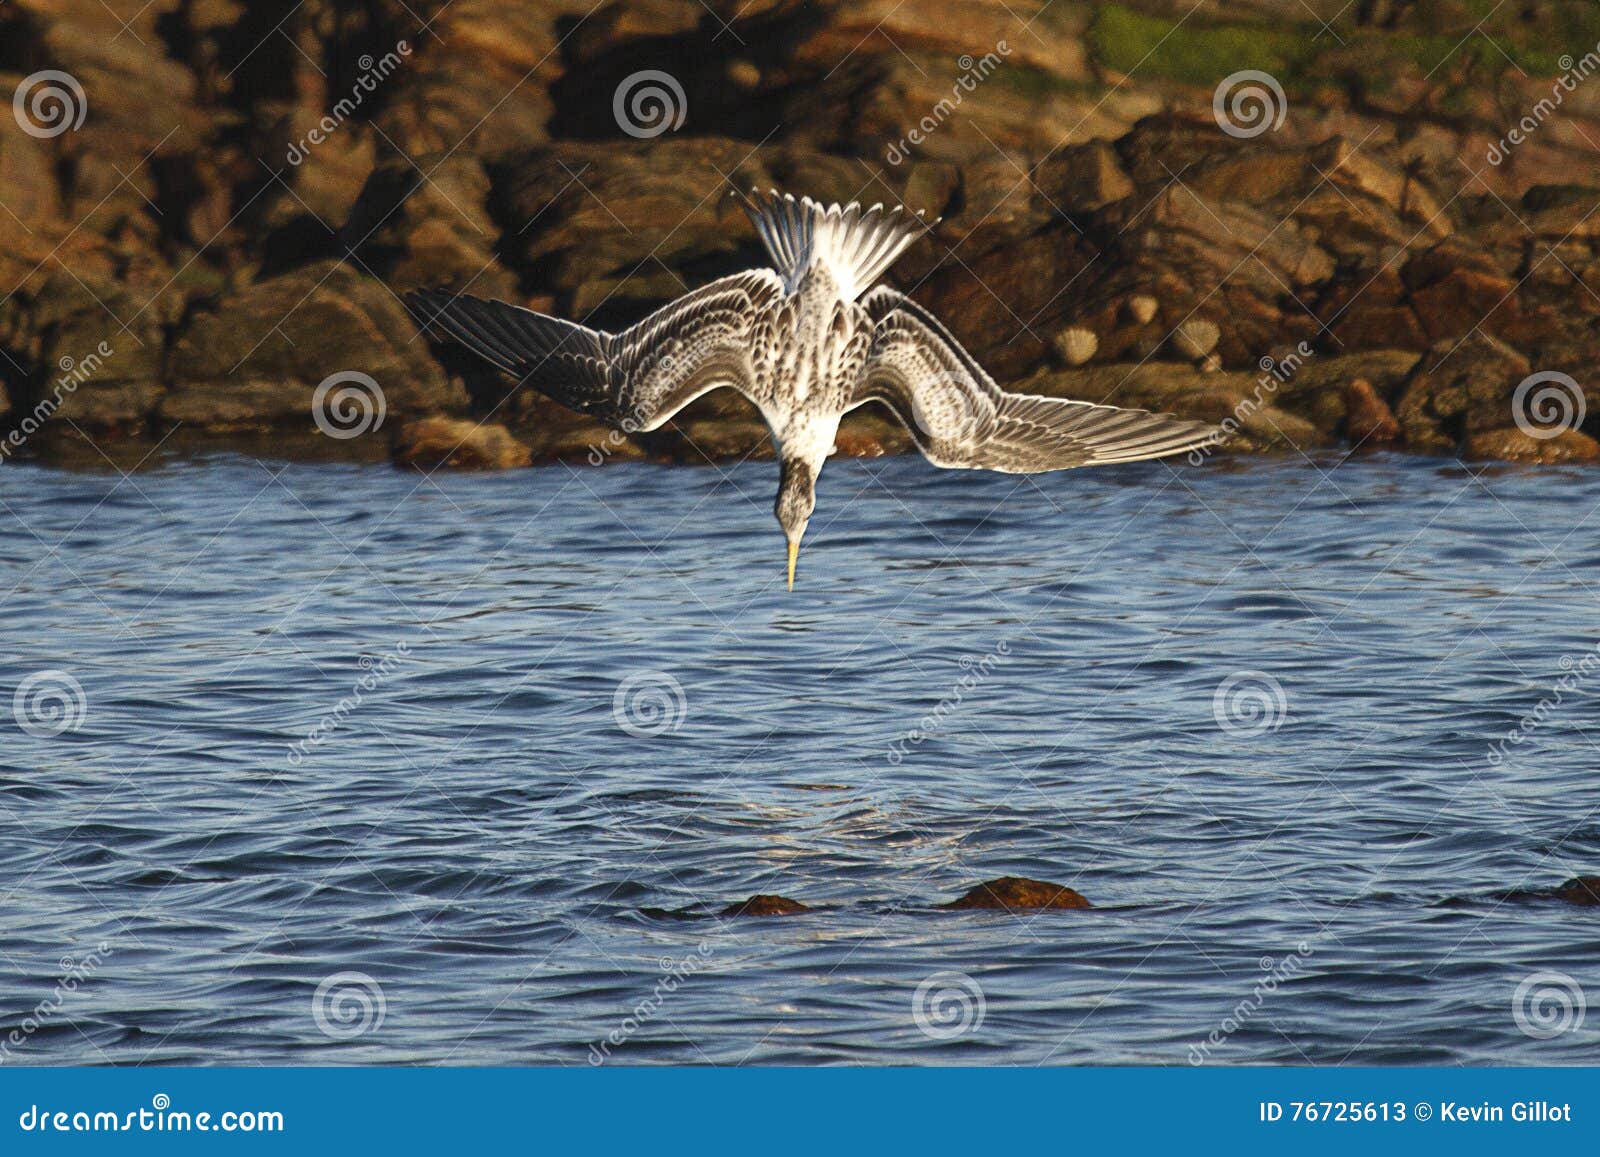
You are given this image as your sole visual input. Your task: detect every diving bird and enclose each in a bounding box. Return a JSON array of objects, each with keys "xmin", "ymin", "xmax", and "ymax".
[{"xmin": 406, "ymin": 191, "xmax": 1222, "ymax": 589}]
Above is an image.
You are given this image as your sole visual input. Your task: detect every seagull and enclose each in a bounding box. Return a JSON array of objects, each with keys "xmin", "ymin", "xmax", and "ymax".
[{"xmin": 406, "ymin": 190, "xmax": 1222, "ymax": 589}]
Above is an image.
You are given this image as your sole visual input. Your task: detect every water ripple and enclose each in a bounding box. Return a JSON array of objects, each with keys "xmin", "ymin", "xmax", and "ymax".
[{"xmin": 1, "ymin": 452, "xmax": 1598, "ymax": 1064}]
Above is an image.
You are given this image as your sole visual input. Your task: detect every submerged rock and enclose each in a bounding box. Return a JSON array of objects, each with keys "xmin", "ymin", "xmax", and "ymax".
[
  {"xmin": 1554, "ymin": 877, "xmax": 1600, "ymax": 906},
  {"xmin": 941, "ymin": 876, "xmax": 1090, "ymax": 911},
  {"xmin": 721, "ymin": 894, "xmax": 810, "ymax": 917}
]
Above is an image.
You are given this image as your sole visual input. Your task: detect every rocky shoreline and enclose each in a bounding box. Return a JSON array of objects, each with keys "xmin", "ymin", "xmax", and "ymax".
[{"xmin": 4, "ymin": 1, "xmax": 1600, "ymax": 469}]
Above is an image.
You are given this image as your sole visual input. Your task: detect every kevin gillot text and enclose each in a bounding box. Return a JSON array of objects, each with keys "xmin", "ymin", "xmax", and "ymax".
[
  {"xmin": 1259, "ymin": 1101, "xmax": 1573, "ymax": 1123},
  {"xmin": 1438, "ymin": 1102, "xmax": 1573, "ymax": 1123}
]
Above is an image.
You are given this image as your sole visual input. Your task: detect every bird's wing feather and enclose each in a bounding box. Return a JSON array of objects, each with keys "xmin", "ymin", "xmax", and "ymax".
[
  {"xmin": 855, "ymin": 290, "xmax": 1223, "ymax": 472},
  {"xmin": 407, "ymin": 269, "xmax": 784, "ymax": 429}
]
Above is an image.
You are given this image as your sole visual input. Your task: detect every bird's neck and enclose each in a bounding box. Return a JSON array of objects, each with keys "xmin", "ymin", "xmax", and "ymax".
[{"xmin": 775, "ymin": 418, "xmax": 837, "ymax": 476}]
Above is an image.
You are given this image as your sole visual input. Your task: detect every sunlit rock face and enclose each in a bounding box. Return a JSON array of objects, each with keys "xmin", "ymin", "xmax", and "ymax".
[{"xmin": 5, "ymin": 0, "xmax": 1600, "ymax": 464}]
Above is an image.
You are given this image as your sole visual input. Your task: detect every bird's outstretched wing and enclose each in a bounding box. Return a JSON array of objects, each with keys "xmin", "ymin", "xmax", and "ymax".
[
  {"xmin": 407, "ymin": 269, "xmax": 784, "ymax": 430},
  {"xmin": 854, "ymin": 287, "xmax": 1223, "ymax": 472}
]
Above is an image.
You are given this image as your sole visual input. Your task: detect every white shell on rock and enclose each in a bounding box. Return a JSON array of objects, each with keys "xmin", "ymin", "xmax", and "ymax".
[
  {"xmin": 1053, "ymin": 326, "xmax": 1099, "ymax": 366},
  {"xmin": 1173, "ymin": 318, "xmax": 1220, "ymax": 360},
  {"xmin": 1127, "ymin": 294, "xmax": 1158, "ymax": 325}
]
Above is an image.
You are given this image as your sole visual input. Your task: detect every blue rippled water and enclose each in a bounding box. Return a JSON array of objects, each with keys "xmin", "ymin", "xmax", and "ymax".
[{"xmin": 2, "ymin": 450, "xmax": 1599, "ymax": 1065}]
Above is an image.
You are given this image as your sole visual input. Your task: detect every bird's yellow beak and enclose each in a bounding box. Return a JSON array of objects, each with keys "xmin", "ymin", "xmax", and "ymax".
[{"xmin": 786, "ymin": 539, "xmax": 798, "ymax": 591}]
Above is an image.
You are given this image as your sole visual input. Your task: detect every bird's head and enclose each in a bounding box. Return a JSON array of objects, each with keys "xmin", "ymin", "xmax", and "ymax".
[{"xmin": 775, "ymin": 457, "xmax": 816, "ymax": 591}]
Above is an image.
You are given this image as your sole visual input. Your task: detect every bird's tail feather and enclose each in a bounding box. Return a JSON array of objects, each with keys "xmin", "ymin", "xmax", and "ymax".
[{"xmin": 744, "ymin": 189, "xmax": 932, "ymax": 300}]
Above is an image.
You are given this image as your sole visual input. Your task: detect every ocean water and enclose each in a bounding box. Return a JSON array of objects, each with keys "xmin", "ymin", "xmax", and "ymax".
[{"xmin": 2, "ymin": 450, "xmax": 1598, "ymax": 1065}]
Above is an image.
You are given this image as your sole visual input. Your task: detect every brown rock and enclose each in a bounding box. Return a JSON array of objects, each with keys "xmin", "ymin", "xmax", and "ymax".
[
  {"xmin": 1409, "ymin": 266, "xmax": 1519, "ymax": 345},
  {"xmin": 1034, "ymin": 141, "xmax": 1134, "ymax": 213},
  {"xmin": 166, "ymin": 261, "xmax": 462, "ymax": 432},
  {"xmin": 720, "ymin": 894, "xmax": 809, "ymax": 917},
  {"xmin": 1313, "ymin": 138, "xmax": 1450, "ymax": 240},
  {"xmin": 1461, "ymin": 427, "xmax": 1600, "ymax": 464},
  {"xmin": 392, "ymin": 417, "xmax": 532, "ymax": 470},
  {"xmin": 489, "ymin": 138, "xmax": 938, "ymax": 315},
  {"xmin": 1343, "ymin": 378, "xmax": 1400, "ymax": 446},
  {"xmin": 376, "ymin": 0, "xmax": 573, "ymax": 159},
  {"xmin": 345, "ymin": 154, "xmax": 518, "ymax": 298},
  {"xmin": 1330, "ymin": 304, "xmax": 1430, "ymax": 353},
  {"xmin": 1395, "ymin": 332, "xmax": 1532, "ymax": 452},
  {"xmin": 835, "ymin": 409, "xmax": 912, "ymax": 457},
  {"xmin": 1554, "ymin": 877, "xmax": 1600, "ymax": 906},
  {"xmin": 941, "ymin": 876, "xmax": 1090, "ymax": 911},
  {"xmin": 22, "ymin": 274, "xmax": 168, "ymax": 430}
]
